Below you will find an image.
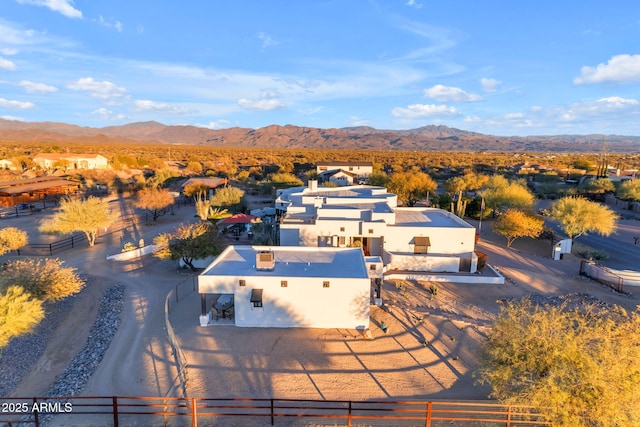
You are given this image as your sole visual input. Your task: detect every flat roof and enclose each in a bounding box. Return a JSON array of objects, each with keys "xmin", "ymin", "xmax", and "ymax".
[
  {"xmin": 0, "ymin": 178, "xmax": 79, "ymax": 195},
  {"xmin": 393, "ymin": 208, "xmax": 473, "ymax": 228},
  {"xmin": 201, "ymin": 246, "xmax": 368, "ymax": 279}
]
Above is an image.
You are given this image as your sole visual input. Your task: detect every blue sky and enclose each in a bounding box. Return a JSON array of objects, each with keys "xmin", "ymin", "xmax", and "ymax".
[{"xmin": 1, "ymin": 0, "xmax": 639, "ymax": 136}]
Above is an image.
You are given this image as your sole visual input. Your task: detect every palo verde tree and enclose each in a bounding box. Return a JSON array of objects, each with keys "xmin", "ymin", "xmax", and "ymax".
[
  {"xmin": 39, "ymin": 196, "xmax": 119, "ymax": 246},
  {"xmin": 480, "ymin": 176, "xmax": 535, "ymax": 215},
  {"xmin": 617, "ymin": 179, "xmax": 640, "ymax": 201},
  {"xmin": 0, "ymin": 258, "xmax": 85, "ymax": 301},
  {"xmin": 0, "ymin": 227, "xmax": 28, "ymax": 255},
  {"xmin": 153, "ymin": 222, "xmax": 225, "ymax": 270},
  {"xmin": 493, "ymin": 209, "xmax": 544, "ymax": 248},
  {"xmin": 0, "ymin": 286, "xmax": 44, "ymax": 350},
  {"xmin": 209, "ymin": 186, "xmax": 245, "ymax": 211},
  {"xmin": 134, "ymin": 186, "xmax": 175, "ymax": 221},
  {"xmin": 387, "ymin": 170, "xmax": 437, "ymax": 206},
  {"xmin": 548, "ymin": 197, "xmax": 617, "ymax": 239},
  {"xmin": 476, "ymin": 298, "xmax": 640, "ymax": 426}
]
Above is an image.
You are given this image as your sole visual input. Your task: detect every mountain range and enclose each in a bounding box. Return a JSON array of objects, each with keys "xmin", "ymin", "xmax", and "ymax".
[{"xmin": 1, "ymin": 119, "xmax": 639, "ymax": 153}]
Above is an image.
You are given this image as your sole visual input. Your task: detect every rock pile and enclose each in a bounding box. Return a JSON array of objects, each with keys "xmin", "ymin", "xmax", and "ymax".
[{"xmin": 44, "ymin": 284, "xmax": 125, "ymax": 398}]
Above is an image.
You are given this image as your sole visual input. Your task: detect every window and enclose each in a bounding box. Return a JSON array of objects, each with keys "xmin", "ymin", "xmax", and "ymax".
[
  {"xmin": 281, "ymin": 280, "xmax": 288, "ymax": 287},
  {"xmin": 323, "ymin": 281, "xmax": 330, "ymax": 288},
  {"xmin": 414, "ymin": 236, "xmax": 431, "ymax": 254},
  {"xmin": 369, "ymin": 264, "xmax": 377, "ymax": 271},
  {"xmin": 250, "ymin": 289, "xmax": 263, "ymax": 308},
  {"xmin": 239, "ymin": 279, "xmax": 246, "ymax": 286},
  {"xmin": 349, "ymin": 167, "xmax": 354, "ymax": 171},
  {"xmin": 338, "ymin": 236, "xmax": 346, "ymax": 246},
  {"xmin": 368, "ymin": 229, "xmax": 374, "ymax": 234},
  {"xmin": 340, "ymin": 227, "xmax": 345, "ymax": 232}
]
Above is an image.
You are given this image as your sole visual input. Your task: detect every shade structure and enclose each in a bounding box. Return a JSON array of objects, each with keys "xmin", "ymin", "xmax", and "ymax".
[{"xmin": 217, "ymin": 213, "xmax": 257, "ymax": 225}]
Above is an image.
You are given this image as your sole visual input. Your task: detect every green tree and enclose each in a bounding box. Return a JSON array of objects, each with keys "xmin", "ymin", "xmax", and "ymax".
[
  {"xmin": 1, "ymin": 258, "xmax": 85, "ymax": 301},
  {"xmin": 153, "ymin": 222, "xmax": 225, "ymax": 270},
  {"xmin": 579, "ymin": 177, "xmax": 615, "ymax": 195},
  {"xmin": 477, "ymin": 299, "xmax": 640, "ymax": 426},
  {"xmin": 0, "ymin": 227, "xmax": 28, "ymax": 255},
  {"xmin": 617, "ymin": 179, "xmax": 640, "ymax": 201},
  {"xmin": 0, "ymin": 286, "xmax": 44, "ymax": 349},
  {"xmin": 39, "ymin": 196, "xmax": 119, "ymax": 246},
  {"xmin": 135, "ymin": 187, "xmax": 175, "ymax": 220},
  {"xmin": 368, "ymin": 170, "xmax": 389, "ymax": 187},
  {"xmin": 387, "ymin": 171, "xmax": 437, "ymax": 206},
  {"xmin": 481, "ymin": 177, "xmax": 535, "ymax": 214},
  {"xmin": 183, "ymin": 182, "xmax": 210, "ymax": 198},
  {"xmin": 268, "ymin": 172, "xmax": 303, "ymax": 188},
  {"xmin": 210, "ymin": 186, "xmax": 245, "ymax": 210},
  {"xmin": 548, "ymin": 197, "xmax": 617, "ymax": 239},
  {"xmin": 493, "ymin": 209, "xmax": 544, "ymax": 247}
]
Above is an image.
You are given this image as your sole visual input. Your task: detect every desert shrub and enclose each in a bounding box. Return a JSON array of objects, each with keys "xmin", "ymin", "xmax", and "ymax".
[
  {"xmin": 0, "ymin": 286, "xmax": 44, "ymax": 348},
  {"xmin": 0, "ymin": 258, "xmax": 85, "ymax": 301}
]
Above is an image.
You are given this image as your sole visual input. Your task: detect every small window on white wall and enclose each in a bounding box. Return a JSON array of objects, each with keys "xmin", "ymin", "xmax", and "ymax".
[
  {"xmin": 323, "ymin": 281, "xmax": 330, "ymax": 288},
  {"xmin": 281, "ymin": 280, "xmax": 288, "ymax": 287},
  {"xmin": 239, "ymin": 279, "xmax": 246, "ymax": 286}
]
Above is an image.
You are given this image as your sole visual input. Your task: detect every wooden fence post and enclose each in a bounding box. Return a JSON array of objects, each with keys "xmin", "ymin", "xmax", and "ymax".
[
  {"xmin": 270, "ymin": 399, "xmax": 275, "ymax": 425},
  {"xmin": 113, "ymin": 396, "xmax": 119, "ymax": 427},
  {"xmin": 191, "ymin": 397, "xmax": 197, "ymax": 427},
  {"xmin": 425, "ymin": 401, "xmax": 432, "ymax": 427},
  {"xmin": 347, "ymin": 401, "xmax": 352, "ymax": 427}
]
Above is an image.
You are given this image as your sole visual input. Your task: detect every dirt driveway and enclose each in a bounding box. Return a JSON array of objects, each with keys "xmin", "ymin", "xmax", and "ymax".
[{"xmin": 7, "ymin": 200, "xmax": 638, "ymax": 406}]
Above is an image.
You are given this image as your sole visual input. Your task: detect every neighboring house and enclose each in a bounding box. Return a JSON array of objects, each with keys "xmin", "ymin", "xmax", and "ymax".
[
  {"xmin": 316, "ymin": 161, "xmax": 372, "ymax": 186},
  {"xmin": 276, "ymin": 181, "xmax": 478, "ymax": 274},
  {"xmin": 33, "ymin": 153, "xmax": 109, "ymax": 170},
  {"xmin": 181, "ymin": 177, "xmax": 228, "ymax": 197},
  {"xmin": 197, "ymin": 245, "xmax": 373, "ymax": 329},
  {"xmin": 0, "ymin": 159, "xmax": 18, "ymax": 170},
  {"xmin": 319, "ymin": 169, "xmax": 359, "ymax": 186}
]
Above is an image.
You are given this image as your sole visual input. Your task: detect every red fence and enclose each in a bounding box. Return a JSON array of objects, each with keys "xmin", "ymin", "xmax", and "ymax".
[{"xmin": 0, "ymin": 396, "xmax": 550, "ymax": 426}]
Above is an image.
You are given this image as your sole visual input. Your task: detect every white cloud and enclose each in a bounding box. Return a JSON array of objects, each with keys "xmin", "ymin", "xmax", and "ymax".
[
  {"xmin": 0, "ymin": 115, "xmax": 24, "ymax": 121},
  {"xmin": 391, "ymin": 103, "xmax": 458, "ymax": 119},
  {"xmin": 95, "ymin": 16, "xmax": 123, "ymax": 32},
  {"xmin": 19, "ymin": 80, "xmax": 58, "ymax": 93},
  {"xmin": 198, "ymin": 120, "xmax": 232, "ymax": 129},
  {"xmin": 92, "ymin": 108, "xmax": 127, "ymax": 121},
  {"xmin": 258, "ymin": 32, "xmax": 277, "ymax": 49},
  {"xmin": 67, "ymin": 77, "xmax": 126, "ymax": 99},
  {"xmin": 464, "ymin": 115, "xmax": 481, "ymax": 123},
  {"xmin": 16, "ymin": 0, "xmax": 82, "ymax": 19},
  {"xmin": 406, "ymin": 0, "xmax": 423, "ymax": 8},
  {"xmin": 238, "ymin": 91, "xmax": 286, "ymax": 111},
  {"xmin": 0, "ymin": 48, "xmax": 18, "ymax": 55},
  {"xmin": 0, "ymin": 57, "xmax": 16, "ymax": 70},
  {"xmin": 424, "ymin": 84, "xmax": 482, "ymax": 102},
  {"xmin": 559, "ymin": 96, "xmax": 640, "ymax": 121},
  {"xmin": 238, "ymin": 98, "xmax": 286, "ymax": 111},
  {"xmin": 480, "ymin": 78, "xmax": 500, "ymax": 92},
  {"xmin": 134, "ymin": 99, "xmax": 189, "ymax": 114},
  {"xmin": 0, "ymin": 97, "xmax": 35, "ymax": 109},
  {"xmin": 346, "ymin": 116, "xmax": 372, "ymax": 127},
  {"xmin": 574, "ymin": 54, "xmax": 640, "ymax": 84}
]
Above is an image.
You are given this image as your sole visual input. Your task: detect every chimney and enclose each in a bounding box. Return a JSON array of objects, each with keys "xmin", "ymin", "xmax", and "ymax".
[
  {"xmin": 308, "ymin": 180, "xmax": 318, "ymax": 192},
  {"xmin": 256, "ymin": 251, "xmax": 275, "ymax": 270}
]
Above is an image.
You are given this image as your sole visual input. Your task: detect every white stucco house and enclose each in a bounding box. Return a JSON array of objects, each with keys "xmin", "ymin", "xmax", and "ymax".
[
  {"xmin": 276, "ymin": 181, "xmax": 478, "ymax": 275},
  {"xmin": 33, "ymin": 153, "xmax": 109, "ymax": 170},
  {"xmin": 198, "ymin": 245, "xmax": 373, "ymax": 329},
  {"xmin": 316, "ymin": 161, "xmax": 372, "ymax": 186}
]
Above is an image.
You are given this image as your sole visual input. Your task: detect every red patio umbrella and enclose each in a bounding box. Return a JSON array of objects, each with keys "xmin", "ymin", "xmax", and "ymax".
[{"xmin": 217, "ymin": 213, "xmax": 257, "ymax": 225}]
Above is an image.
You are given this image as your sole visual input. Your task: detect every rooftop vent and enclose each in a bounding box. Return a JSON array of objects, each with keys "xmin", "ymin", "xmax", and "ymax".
[{"xmin": 256, "ymin": 251, "xmax": 275, "ymax": 270}]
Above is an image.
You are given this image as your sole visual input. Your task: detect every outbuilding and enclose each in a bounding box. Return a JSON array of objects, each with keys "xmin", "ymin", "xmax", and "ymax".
[{"xmin": 198, "ymin": 245, "xmax": 371, "ymax": 329}]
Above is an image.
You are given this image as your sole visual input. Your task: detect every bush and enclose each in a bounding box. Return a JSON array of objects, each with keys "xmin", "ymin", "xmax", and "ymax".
[
  {"xmin": 0, "ymin": 286, "xmax": 44, "ymax": 348},
  {"xmin": 1, "ymin": 258, "xmax": 85, "ymax": 301}
]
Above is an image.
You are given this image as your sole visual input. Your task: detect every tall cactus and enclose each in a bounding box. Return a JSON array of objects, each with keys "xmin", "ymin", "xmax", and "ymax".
[{"xmin": 450, "ymin": 190, "xmax": 467, "ymax": 218}]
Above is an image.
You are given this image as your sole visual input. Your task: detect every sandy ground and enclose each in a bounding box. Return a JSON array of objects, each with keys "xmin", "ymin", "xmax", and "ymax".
[{"xmin": 5, "ymin": 192, "xmax": 640, "ymax": 415}]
